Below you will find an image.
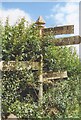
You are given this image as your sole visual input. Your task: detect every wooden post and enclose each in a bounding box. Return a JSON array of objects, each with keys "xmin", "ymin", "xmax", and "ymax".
[
  {"xmin": 39, "ymin": 54, "xmax": 43, "ymax": 105},
  {"xmin": 35, "ymin": 16, "xmax": 45, "ymax": 105}
]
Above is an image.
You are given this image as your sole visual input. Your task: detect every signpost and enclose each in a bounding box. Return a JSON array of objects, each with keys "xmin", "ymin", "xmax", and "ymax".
[
  {"xmin": 1, "ymin": 16, "xmax": 81, "ymax": 106},
  {"xmin": 35, "ymin": 16, "xmax": 81, "ymax": 105}
]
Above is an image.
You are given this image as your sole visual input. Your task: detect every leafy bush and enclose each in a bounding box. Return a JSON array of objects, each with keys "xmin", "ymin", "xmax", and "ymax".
[{"xmin": 2, "ymin": 18, "xmax": 81, "ymax": 119}]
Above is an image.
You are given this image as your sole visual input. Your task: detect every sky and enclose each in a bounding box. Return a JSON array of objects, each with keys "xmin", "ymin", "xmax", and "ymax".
[
  {"xmin": 0, "ymin": 0, "xmax": 81, "ymax": 2},
  {"xmin": 0, "ymin": 1, "xmax": 80, "ymax": 56},
  {"xmin": 0, "ymin": 2, "xmax": 79, "ymax": 33}
]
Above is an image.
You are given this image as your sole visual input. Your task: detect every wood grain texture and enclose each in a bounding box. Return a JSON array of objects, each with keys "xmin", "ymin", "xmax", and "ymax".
[{"xmin": 42, "ymin": 25, "xmax": 74, "ymax": 35}]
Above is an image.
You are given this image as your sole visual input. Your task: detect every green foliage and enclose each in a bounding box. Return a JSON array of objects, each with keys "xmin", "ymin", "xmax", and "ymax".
[
  {"xmin": 2, "ymin": 18, "xmax": 81, "ymax": 119},
  {"xmin": 2, "ymin": 18, "xmax": 80, "ymax": 75},
  {"xmin": 2, "ymin": 18, "xmax": 41, "ymax": 61},
  {"xmin": 8, "ymin": 100, "xmax": 36, "ymax": 118},
  {"xmin": 43, "ymin": 36, "xmax": 80, "ymax": 76},
  {"xmin": 2, "ymin": 69, "xmax": 35, "ymax": 117},
  {"xmin": 43, "ymin": 77, "xmax": 80, "ymax": 118}
]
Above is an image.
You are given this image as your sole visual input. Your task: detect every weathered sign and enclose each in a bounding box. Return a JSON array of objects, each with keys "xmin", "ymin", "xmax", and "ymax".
[
  {"xmin": 42, "ymin": 25, "xmax": 74, "ymax": 35},
  {"xmin": 43, "ymin": 71, "xmax": 67, "ymax": 80},
  {"xmin": 1, "ymin": 61, "xmax": 67, "ymax": 80},
  {"xmin": 1, "ymin": 61, "xmax": 39, "ymax": 71},
  {"xmin": 54, "ymin": 35, "xmax": 81, "ymax": 46}
]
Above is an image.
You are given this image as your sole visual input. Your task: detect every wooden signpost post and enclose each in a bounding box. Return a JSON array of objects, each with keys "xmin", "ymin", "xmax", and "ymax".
[{"xmin": 35, "ymin": 16, "xmax": 81, "ymax": 105}]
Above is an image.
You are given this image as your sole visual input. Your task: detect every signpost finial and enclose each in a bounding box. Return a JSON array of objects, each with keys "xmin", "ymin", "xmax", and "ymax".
[{"xmin": 35, "ymin": 16, "xmax": 45, "ymax": 28}]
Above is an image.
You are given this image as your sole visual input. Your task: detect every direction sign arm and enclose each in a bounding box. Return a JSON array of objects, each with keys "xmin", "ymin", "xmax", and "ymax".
[
  {"xmin": 42, "ymin": 25, "xmax": 74, "ymax": 35},
  {"xmin": 50, "ymin": 36, "xmax": 81, "ymax": 46}
]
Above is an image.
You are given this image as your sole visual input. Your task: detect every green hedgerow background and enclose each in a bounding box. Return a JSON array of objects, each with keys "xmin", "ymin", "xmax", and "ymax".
[{"xmin": 1, "ymin": 18, "xmax": 81, "ymax": 119}]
